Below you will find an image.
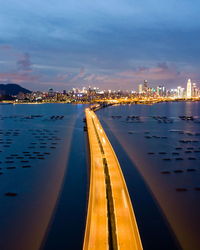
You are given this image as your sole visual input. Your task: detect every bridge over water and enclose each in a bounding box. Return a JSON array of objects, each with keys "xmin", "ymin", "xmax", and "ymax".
[{"xmin": 83, "ymin": 108, "xmax": 143, "ymax": 250}]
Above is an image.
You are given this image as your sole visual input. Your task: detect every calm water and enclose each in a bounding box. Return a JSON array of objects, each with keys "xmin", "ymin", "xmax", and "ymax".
[
  {"xmin": 0, "ymin": 103, "xmax": 88, "ymax": 250},
  {"xmin": 1, "ymin": 102, "xmax": 200, "ymax": 250},
  {"xmin": 98, "ymin": 102, "xmax": 200, "ymax": 250}
]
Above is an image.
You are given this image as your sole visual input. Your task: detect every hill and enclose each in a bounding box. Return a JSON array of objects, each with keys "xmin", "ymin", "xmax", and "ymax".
[{"xmin": 0, "ymin": 83, "xmax": 31, "ymax": 96}]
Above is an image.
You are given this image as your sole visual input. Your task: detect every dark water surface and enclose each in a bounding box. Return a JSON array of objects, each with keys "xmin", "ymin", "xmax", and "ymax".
[
  {"xmin": 97, "ymin": 102, "xmax": 200, "ymax": 250},
  {"xmin": 1, "ymin": 102, "xmax": 199, "ymax": 250},
  {"xmin": 0, "ymin": 103, "xmax": 88, "ymax": 250}
]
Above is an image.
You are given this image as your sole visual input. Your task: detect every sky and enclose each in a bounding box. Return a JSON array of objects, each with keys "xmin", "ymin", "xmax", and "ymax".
[{"xmin": 0, "ymin": 0, "xmax": 200, "ymax": 91}]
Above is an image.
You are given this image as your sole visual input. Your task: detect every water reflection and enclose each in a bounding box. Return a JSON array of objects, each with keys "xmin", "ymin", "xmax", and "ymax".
[
  {"xmin": 0, "ymin": 104, "xmax": 87, "ymax": 250},
  {"xmin": 98, "ymin": 102, "xmax": 200, "ymax": 250}
]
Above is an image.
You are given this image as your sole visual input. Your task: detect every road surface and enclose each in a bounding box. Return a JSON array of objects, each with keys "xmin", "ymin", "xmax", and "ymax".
[{"xmin": 83, "ymin": 108, "xmax": 143, "ymax": 250}]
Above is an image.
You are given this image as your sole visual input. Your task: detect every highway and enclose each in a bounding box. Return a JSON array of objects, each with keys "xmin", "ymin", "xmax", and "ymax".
[
  {"xmin": 83, "ymin": 108, "xmax": 109, "ymax": 250},
  {"xmin": 83, "ymin": 108, "xmax": 143, "ymax": 250}
]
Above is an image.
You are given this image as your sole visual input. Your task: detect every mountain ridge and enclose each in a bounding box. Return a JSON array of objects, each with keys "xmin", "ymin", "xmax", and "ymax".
[{"xmin": 0, "ymin": 83, "xmax": 31, "ymax": 96}]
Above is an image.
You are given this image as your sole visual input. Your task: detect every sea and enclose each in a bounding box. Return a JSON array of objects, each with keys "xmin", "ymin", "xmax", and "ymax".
[
  {"xmin": 0, "ymin": 103, "xmax": 88, "ymax": 250},
  {"xmin": 98, "ymin": 101, "xmax": 200, "ymax": 250},
  {"xmin": 0, "ymin": 102, "xmax": 199, "ymax": 250}
]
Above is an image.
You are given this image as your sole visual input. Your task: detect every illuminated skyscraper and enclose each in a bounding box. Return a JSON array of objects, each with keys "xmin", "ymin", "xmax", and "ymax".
[
  {"xmin": 192, "ymin": 83, "xmax": 197, "ymax": 97},
  {"xmin": 138, "ymin": 84, "xmax": 143, "ymax": 94},
  {"xmin": 143, "ymin": 80, "xmax": 148, "ymax": 92},
  {"xmin": 157, "ymin": 85, "xmax": 166, "ymax": 97},
  {"xmin": 186, "ymin": 79, "xmax": 192, "ymax": 98},
  {"xmin": 177, "ymin": 86, "xmax": 185, "ymax": 98}
]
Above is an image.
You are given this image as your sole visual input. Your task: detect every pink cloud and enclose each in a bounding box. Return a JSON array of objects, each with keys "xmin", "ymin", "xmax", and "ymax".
[
  {"xmin": 74, "ymin": 62, "xmax": 198, "ymax": 90},
  {"xmin": 57, "ymin": 73, "xmax": 70, "ymax": 81},
  {"xmin": 83, "ymin": 74, "xmax": 96, "ymax": 82},
  {"xmin": 17, "ymin": 53, "xmax": 32, "ymax": 72},
  {"xmin": 69, "ymin": 67, "xmax": 86, "ymax": 83},
  {"xmin": 37, "ymin": 81, "xmax": 67, "ymax": 86},
  {"xmin": 0, "ymin": 45, "xmax": 12, "ymax": 50},
  {"xmin": 0, "ymin": 72, "xmax": 40, "ymax": 84},
  {"xmin": 118, "ymin": 62, "xmax": 180, "ymax": 81}
]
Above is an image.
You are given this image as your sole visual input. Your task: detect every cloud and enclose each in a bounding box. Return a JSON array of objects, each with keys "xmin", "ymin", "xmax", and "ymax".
[
  {"xmin": 69, "ymin": 62, "xmax": 197, "ymax": 90},
  {"xmin": 0, "ymin": 72, "xmax": 39, "ymax": 84},
  {"xmin": 83, "ymin": 74, "xmax": 96, "ymax": 82},
  {"xmin": 0, "ymin": 1, "xmax": 200, "ymax": 91},
  {"xmin": 118, "ymin": 62, "xmax": 180, "ymax": 82},
  {"xmin": 57, "ymin": 73, "xmax": 70, "ymax": 81},
  {"xmin": 32, "ymin": 64, "xmax": 68, "ymax": 71},
  {"xmin": 69, "ymin": 67, "xmax": 86, "ymax": 82},
  {"xmin": 17, "ymin": 53, "xmax": 32, "ymax": 72},
  {"xmin": 0, "ymin": 45, "xmax": 12, "ymax": 50}
]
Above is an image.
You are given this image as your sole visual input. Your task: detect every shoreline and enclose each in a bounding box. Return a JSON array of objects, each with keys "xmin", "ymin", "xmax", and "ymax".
[{"xmin": 1, "ymin": 98, "xmax": 200, "ymax": 106}]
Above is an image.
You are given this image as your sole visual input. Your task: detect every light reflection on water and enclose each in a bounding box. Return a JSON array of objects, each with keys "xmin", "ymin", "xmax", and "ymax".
[
  {"xmin": 98, "ymin": 102, "xmax": 200, "ymax": 250},
  {"xmin": 0, "ymin": 103, "xmax": 88, "ymax": 250}
]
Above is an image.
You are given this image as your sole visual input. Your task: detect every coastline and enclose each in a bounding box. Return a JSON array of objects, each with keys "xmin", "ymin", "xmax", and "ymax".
[{"xmin": 1, "ymin": 98, "xmax": 200, "ymax": 106}]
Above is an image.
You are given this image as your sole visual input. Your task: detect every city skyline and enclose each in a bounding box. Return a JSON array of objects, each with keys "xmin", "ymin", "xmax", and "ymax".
[
  {"xmin": 1, "ymin": 77, "xmax": 199, "ymax": 104},
  {"xmin": 0, "ymin": 0, "xmax": 200, "ymax": 91},
  {"xmin": 0, "ymin": 78, "xmax": 199, "ymax": 93}
]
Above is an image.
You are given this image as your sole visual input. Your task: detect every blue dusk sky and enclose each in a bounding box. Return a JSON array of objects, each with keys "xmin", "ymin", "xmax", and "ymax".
[{"xmin": 0, "ymin": 0, "xmax": 200, "ymax": 91}]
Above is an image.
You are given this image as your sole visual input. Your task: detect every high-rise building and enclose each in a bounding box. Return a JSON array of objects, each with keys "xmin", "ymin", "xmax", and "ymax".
[
  {"xmin": 157, "ymin": 85, "xmax": 166, "ymax": 97},
  {"xmin": 138, "ymin": 84, "xmax": 143, "ymax": 94},
  {"xmin": 143, "ymin": 80, "xmax": 148, "ymax": 92},
  {"xmin": 177, "ymin": 86, "xmax": 185, "ymax": 98},
  {"xmin": 48, "ymin": 88, "xmax": 54, "ymax": 97},
  {"xmin": 186, "ymin": 79, "xmax": 192, "ymax": 98},
  {"xmin": 192, "ymin": 83, "xmax": 197, "ymax": 97}
]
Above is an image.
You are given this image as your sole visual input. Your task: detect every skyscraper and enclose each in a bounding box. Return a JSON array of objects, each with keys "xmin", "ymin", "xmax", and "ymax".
[
  {"xmin": 157, "ymin": 85, "xmax": 166, "ymax": 97},
  {"xmin": 186, "ymin": 79, "xmax": 192, "ymax": 98},
  {"xmin": 177, "ymin": 86, "xmax": 185, "ymax": 98},
  {"xmin": 192, "ymin": 83, "xmax": 197, "ymax": 97},
  {"xmin": 143, "ymin": 80, "xmax": 148, "ymax": 92},
  {"xmin": 138, "ymin": 84, "xmax": 143, "ymax": 94}
]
